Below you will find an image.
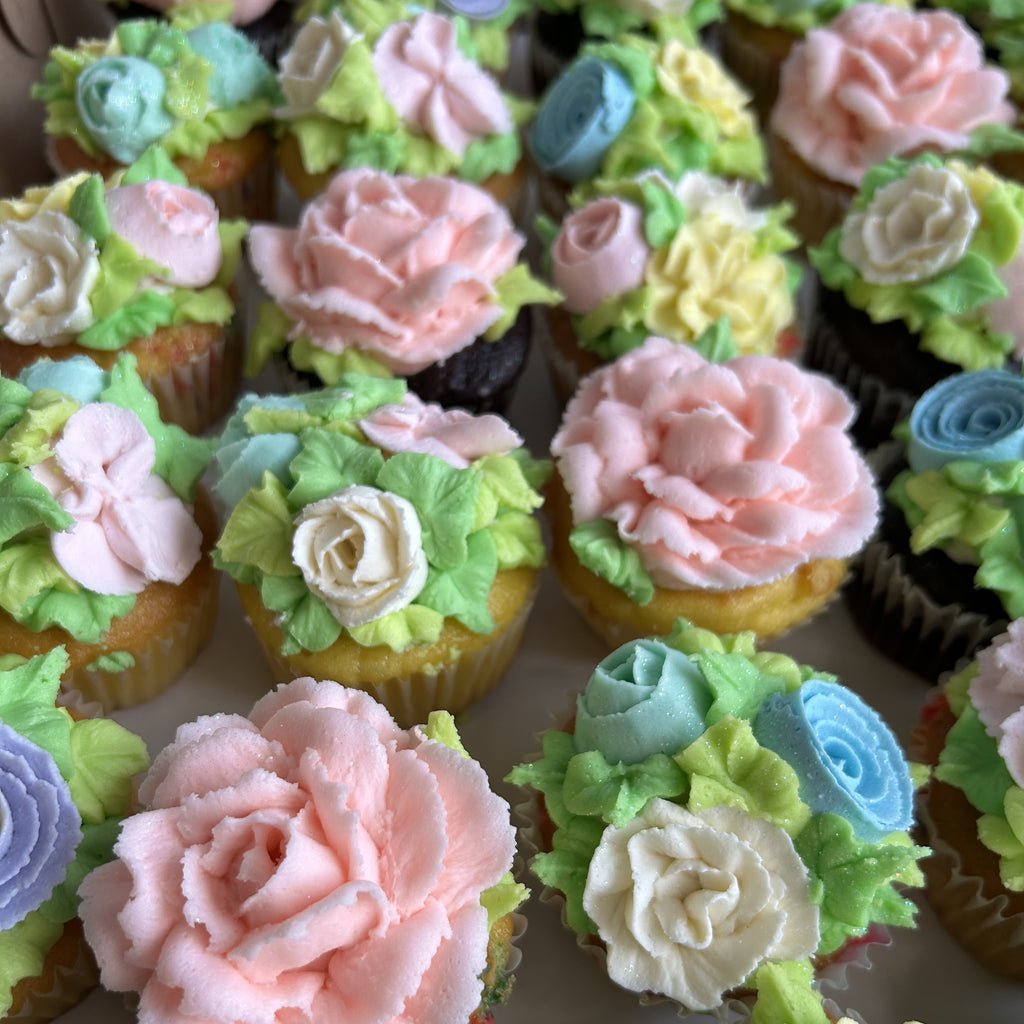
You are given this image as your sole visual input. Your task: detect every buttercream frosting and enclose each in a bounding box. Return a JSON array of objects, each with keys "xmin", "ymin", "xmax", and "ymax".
[
  {"xmin": 111, "ymin": 0, "xmax": 279, "ymax": 24},
  {"xmin": 971, "ymin": 619, "xmax": 1024, "ymax": 788},
  {"xmin": 533, "ymin": 0, "xmax": 719, "ymax": 44}
]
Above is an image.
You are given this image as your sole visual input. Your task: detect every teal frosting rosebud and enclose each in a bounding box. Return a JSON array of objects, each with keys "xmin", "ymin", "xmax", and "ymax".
[
  {"xmin": 753, "ymin": 680, "xmax": 913, "ymax": 842},
  {"xmin": 907, "ymin": 369, "xmax": 1024, "ymax": 474},
  {"xmin": 186, "ymin": 22, "xmax": 279, "ymax": 108},
  {"xmin": 75, "ymin": 56, "xmax": 174, "ymax": 163},
  {"xmin": 531, "ymin": 57, "xmax": 635, "ymax": 183},
  {"xmin": 439, "ymin": 0, "xmax": 511, "ymax": 17},
  {"xmin": 573, "ymin": 637, "xmax": 712, "ymax": 765}
]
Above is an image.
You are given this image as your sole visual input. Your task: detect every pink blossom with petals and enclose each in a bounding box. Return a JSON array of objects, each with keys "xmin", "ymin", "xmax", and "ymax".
[
  {"xmin": 78, "ymin": 678, "xmax": 517, "ymax": 1024},
  {"xmin": 358, "ymin": 391, "xmax": 522, "ymax": 469},
  {"xmin": 31, "ymin": 403, "xmax": 202, "ymax": 595},
  {"xmin": 248, "ymin": 169, "xmax": 524, "ymax": 373},
  {"xmin": 373, "ymin": 12, "xmax": 512, "ymax": 158},
  {"xmin": 551, "ymin": 335, "xmax": 879, "ymax": 590},
  {"xmin": 971, "ymin": 620, "xmax": 1024, "ymax": 787},
  {"xmin": 126, "ymin": 0, "xmax": 276, "ymax": 24}
]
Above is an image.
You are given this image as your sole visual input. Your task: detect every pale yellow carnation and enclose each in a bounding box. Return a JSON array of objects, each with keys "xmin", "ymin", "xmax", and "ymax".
[
  {"xmin": 643, "ymin": 214, "xmax": 793, "ymax": 354},
  {"xmin": 0, "ymin": 174, "xmax": 92, "ymax": 223}
]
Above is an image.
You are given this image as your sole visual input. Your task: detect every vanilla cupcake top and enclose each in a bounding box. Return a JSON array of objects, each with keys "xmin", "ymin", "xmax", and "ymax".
[
  {"xmin": 0, "ymin": 646, "xmax": 149, "ymax": 1016},
  {"xmin": 509, "ymin": 619, "xmax": 926, "ymax": 1019},
  {"xmin": 213, "ymin": 376, "xmax": 548, "ymax": 655},
  {"xmin": 0, "ymin": 150, "xmax": 245, "ymax": 354},
  {"xmin": 33, "ymin": 3, "xmax": 280, "ymax": 167}
]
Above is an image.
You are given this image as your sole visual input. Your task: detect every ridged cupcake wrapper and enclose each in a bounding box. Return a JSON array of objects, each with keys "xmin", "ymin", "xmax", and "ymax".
[
  {"xmin": 62, "ymin": 575, "xmax": 219, "ymax": 713},
  {"xmin": 145, "ymin": 321, "xmax": 243, "ymax": 435},
  {"xmin": 6, "ymin": 919, "xmax": 98, "ymax": 1024},
  {"xmin": 917, "ymin": 792, "xmax": 1024, "ymax": 980},
  {"xmin": 205, "ymin": 152, "xmax": 277, "ymax": 222}
]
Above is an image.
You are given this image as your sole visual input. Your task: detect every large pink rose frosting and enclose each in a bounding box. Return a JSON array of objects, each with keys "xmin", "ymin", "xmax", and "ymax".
[
  {"xmin": 248, "ymin": 169, "xmax": 524, "ymax": 374},
  {"xmin": 551, "ymin": 336, "xmax": 879, "ymax": 590},
  {"xmin": 970, "ymin": 620, "xmax": 1024, "ymax": 788},
  {"xmin": 771, "ymin": 4, "xmax": 1015, "ymax": 187},
  {"xmin": 78, "ymin": 678, "xmax": 517, "ymax": 1024},
  {"xmin": 372, "ymin": 12, "xmax": 513, "ymax": 158}
]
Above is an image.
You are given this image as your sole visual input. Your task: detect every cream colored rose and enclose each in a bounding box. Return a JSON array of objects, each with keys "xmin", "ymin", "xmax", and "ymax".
[
  {"xmin": 644, "ymin": 214, "xmax": 793, "ymax": 354},
  {"xmin": 277, "ymin": 11, "xmax": 360, "ymax": 119},
  {"xmin": 292, "ymin": 485, "xmax": 428, "ymax": 628},
  {"xmin": 583, "ymin": 800, "xmax": 819, "ymax": 1012},
  {"xmin": 839, "ymin": 164, "xmax": 979, "ymax": 285},
  {"xmin": 0, "ymin": 210, "xmax": 100, "ymax": 345},
  {"xmin": 656, "ymin": 41, "xmax": 756, "ymax": 140}
]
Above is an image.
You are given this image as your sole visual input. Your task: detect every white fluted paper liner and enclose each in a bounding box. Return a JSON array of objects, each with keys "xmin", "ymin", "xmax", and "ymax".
[{"xmin": 6, "ymin": 920, "xmax": 98, "ymax": 1024}]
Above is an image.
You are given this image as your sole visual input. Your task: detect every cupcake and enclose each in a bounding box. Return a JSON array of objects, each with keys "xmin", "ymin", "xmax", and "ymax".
[
  {"xmin": 508, "ymin": 621, "xmax": 927, "ymax": 1019},
  {"xmin": 0, "ymin": 646, "xmax": 149, "ymax": 1022},
  {"xmin": 0, "ymin": 151, "xmax": 248, "ymax": 435},
  {"xmin": 274, "ymin": 8, "xmax": 530, "ymax": 213},
  {"xmin": 246, "ymin": 167, "xmax": 558, "ymax": 413},
  {"xmin": 845, "ymin": 370, "xmax": 1024, "ymax": 682},
  {"xmin": 32, "ymin": 5, "xmax": 281, "ymax": 220},
  {"xmin": 211, "ymin": 376, "xmax": 548, "ymax": 727},
  {"xmin": 78, "ymin": 676, "xmax": 528, "ymax": 1023},
  {"xmin": 539, "ymin": 170, "xmax": 802, "ymax": 401},
  {"xmin": 807, "ymin": 155, "xmax": 1024, "ymax": 451},
  {"xmin": 912, "ymin": 620, "xmax": 1024, "ymax": 979},
  {"xmin": 547, "ymin": 334, "xmax": 879, "ymax": 647},
  {"xmin": 530, "ymin": 34, "xmax": 766, "ymax": 218},
  {"xmin": 0, "ymin": 353, "xmax": 218, "ymax": 711},
  {"xmin": 769, "ymin": 3, "xmax": 1022, "ymax": 247}
]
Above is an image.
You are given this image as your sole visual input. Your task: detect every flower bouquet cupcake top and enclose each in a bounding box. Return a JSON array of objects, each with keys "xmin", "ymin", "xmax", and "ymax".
[
  {"xmin": 0, "ymin": 646, "xmax": 149, "ymax": 1017},
  {"xmin": 32, "ymin": 3, "xmax": 281, "ymax": 171},
  {"xmin": 0, "ymin": 151, "xmax": 246, "ymax": 360},
  {"xmin": 79, "ymin": 676, "xmax": 527, "ymax": 1024},
  {"xmin": 509, "ymin": 620, "xmax": 927, "ymax": 1020},
  {"xmin": 247, "ymin": 168, "xmax": 558, "ymax": 385},
  {"xmin": 811, "ymin": 156, "xmax": 1024, "ymax": 374},
  {"xmin": 0, "ymin": 353, "xmax": 212, "ymax": 653},
  {"xmin": 275, "ymin": 8, "xmax": 530, "ymax": 186},
  {"xmin": 531, "ymin": 34, "xmax": 766, "ymax": 196},
  {"xmin": 212, "ymin": 375, "xmax": 548, "ymax": 657},
  {"xmin": 541, "ymin": 171, "xmax": 801, "ymax": 361}
]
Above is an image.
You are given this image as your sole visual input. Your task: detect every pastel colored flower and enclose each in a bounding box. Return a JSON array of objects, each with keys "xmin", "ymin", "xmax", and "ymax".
[
  {"xmin": 277, "ymin": 12, "xmax": 359, "ymax": 119},
  {"xmin": 971, "ymin": 620, "xmax": 1024, "ymax": 788}
]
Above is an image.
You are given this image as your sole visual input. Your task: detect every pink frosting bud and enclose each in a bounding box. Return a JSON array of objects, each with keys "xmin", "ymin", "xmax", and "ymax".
[
  {"xmin": 552, "ymin": 198, "xmax": 650, "ymax": 315},
  {"xmin": 105, "ymin": 181, "xmax": 222, "ymax": 288}
]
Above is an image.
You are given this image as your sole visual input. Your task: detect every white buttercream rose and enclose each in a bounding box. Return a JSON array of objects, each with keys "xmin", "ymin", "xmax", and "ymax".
[
  {"xmin": 670, "ymin": 170, "xmax": 768, "ymax": 234},
  {"xmin": 278, "ymin": 12, "xmax": 360, "ymax": 119},
  {"xmin": 840, "ymin": 164, "xmax": 979, "ymax": 284},
  {"xmin": 292, "ymin": 485, "xmax": 428, "ymax": 628},
  {"xmin": 0, "ymin": 210, "xmax": 100, "ymax": 344},
  {"xmin": 583, "ymin": 799, "xmax": 819, "ymax": 1012}
]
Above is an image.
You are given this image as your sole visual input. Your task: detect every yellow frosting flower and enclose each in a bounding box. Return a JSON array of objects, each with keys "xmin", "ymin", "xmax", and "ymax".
[
  {"xmin": 949, "ymin": 158, "xmax": 1003, "ymax": 215},
  {"xmin": 656, "ymin": 41, "xmax": 756, "ymax": 140},
  {"xmin": 643, "ymin": 214, "xmax": 793, "ymax": 354},
  {"xmin": 0, "ymin": 174, "xmax": 92, "ymax": 223}
]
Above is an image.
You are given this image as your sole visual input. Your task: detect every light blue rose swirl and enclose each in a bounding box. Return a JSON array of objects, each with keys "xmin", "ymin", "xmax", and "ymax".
[
  {"xmin": 19, "ymin": 357, "xmax": 107, "ymax": 405},
  {"xmin": 76, "ymin": 56, "xmax": 174, "ymax": 164},
  {"xmin": 186, "ymin": 22, "xmax": 279, "ymax": 108},
  {"xmin": 0, "ymin": 722, "xmax": 82, "ymax": 929},
  {"xmin": 907, "ymin": 370, "xmax": 1024, "ymax": 474},
  {"xmin": 573, "ymin": 637, "xmax": 713, "ymax": 765},
  {"xmin": 753, "ymin": 680, "xmax": 913, "ymax": 842},
  {"xmin": 530, "ymin": 57, "xmax": 635, "ymax": 183},
  {"xmin": 439, "ymin": 0, "xmax": 511, "ymax": 18}
]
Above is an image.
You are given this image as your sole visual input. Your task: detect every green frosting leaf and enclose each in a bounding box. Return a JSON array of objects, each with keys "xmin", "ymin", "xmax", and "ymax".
[
  {"xmin": 480, "ymin": 875, "xmax": 530, "ymax": 931},
  {"xmin": 0, "ymin": 913, "xmax": 63, "ymax": 1016},
  {"xmin": 696, "ymin": 650, "xmax": 791, "ymax": 726},
  {"xmin": 346, "ymin": 603, "xmax": 445, "ymax": 651},
  {"xmin": 0, "ymin": 539, "xmax": 76, "ymax": 622},
  {"xmin": 40, "ymin": 817, "xmax": 121, "ymax": 923},
  {"xmin": 0, "ymin": 391, "xmax": 79, "ymax": 468},
  {"xmin": 692, "ymin": 317, "xmax": 739, "ymax": 363},
  {"xmin": 507, "ymin": 729, "xmax": 577, "ymax": 829},
  {"xmin": 485, "ymin": 264, "xmax": 562, "ymax": 342},
  {"xmin": 121, "ymin": 144, "xmax": 189, "ymax": 186},
  {"xmin": 67, "ymin": 716, "xmax": 150, "ymax": 824},
  {"xmin": 290, "ymin": 336, "xmax": 394, "ymax": 386},
  {"xmin": 530, "ymin": 813, "xmax": 606, "ymax": 935},
  {"xmin": 569, "ymin": 519, "xmax": 655, "ymax": 604},
  {"xmin": 259, "ymin": 573, "xmax": 342, "ymax": 655},
  {"xmin": 78, "ymin": 291, "xmax": 177, "ymax": 351},
  {"xmin": 487, "ymin": 511, "xmax": 546, "ymax": 571},
  {"xmin": 0, "ymin": 649, "xmax": 73, "ymax": 779},
  {"xmin": 476, "ymin": 453, "xmax": 545, "ymax": 520},
  {"xmin": 416, "ymin": 529, "xmax": 498, "ymax": 633},
  {"xmin": 978, "ymin": 786, "xmax": 1024, "ymax": 891},
  {"xmin": 936, "ymin": 699, "xmax": 1016, "ymax": 815},
  {"xmin": 640, "ymin": 174, "xmax": 686, "ymax": 249},
  {"xmin": 749, "ymin": 960, "xmax": 827, "ymax": 1024},
  {"xmin": 460, "ymin": 131, "xmax": 520, "ymax": 183},
  {"xmin": 287, "ymin": 429, "xmax": 386, "ymax": 509},
  {"xmin": 316, "ymin": 38, "xmax": 398, "ymax": 131},
  {"xmin": 13, "ymin": 588, "xmax": 135, "ymax": 645},
  {"xmin": 169, "ymin": 286, "xmax": 234, "ymax": 327},
  {"xmin": 68, "ymin": 174, "xmax": 110, "ymax": 245},
  {"xmin": 89, "ymin": 233, "xmax": 170, "ymax": 323},
  {"xmin": 423, "ymin": 709, "xmax": 469, "ymax": 757},
  {"xmin": 246, "ymin": 301, "xmax": 293, "ymax": 377},
  {"xmin": 0, "ymin": 378, "xmax": 32, "ymax": 436},
  {"xmin": 217, "ymin": 472, "xmax": 299, "ymax": 578},
  {"xmin": 86, "ymin": 651, "xmax": 136, "ymax": 673},
  {"xmin": 0, "ymin": 464, "xmax": 73, "ymax": 543},
  {"xmin": 912, "ymin": 250, "xmax": 1008, "ymax": 317}
]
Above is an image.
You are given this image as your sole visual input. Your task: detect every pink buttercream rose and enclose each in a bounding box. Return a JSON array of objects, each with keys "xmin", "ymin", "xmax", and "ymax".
[
  {"xmin": 551, "ymin": 198, "xmax": 650, "ymax": 315},
  {"xmin": 988, "ymin": 250, "xmax": 1024, "ymax": 358},
  {"xmin": 248, "ymin": 169, "xmax": 524, "ymax": 374},
  {"xmin": 970, "ymin": 621, "xmax": 1024, "ymax": 787},
  {"xmin": 30, "ymin": 403, "xmax": 202, "ymax": 595},
  {"xmin": 551, "ymin": 335, "xmax": 879, "ymax": 590},
  {"xmin": 78, "ymin": 678, "xmax": 516, "ymax": 1024},
  {"xmin": 105, "ymin": 180, "xmax": 222, "ymax": 288},
  {"xmin": 771, "ymin": 4, "xmax": 1015, "ymax": 187},
  {"xmin": 372, "ymin": 12, "xmax": 512, "ymax": 158},
  {"xmin": 359, "ymin": 392, "xmax": 522, "ymax": 469},
  {"xmin": 126, "ymin": 0, "xmax": 278, "ymax": 24}
]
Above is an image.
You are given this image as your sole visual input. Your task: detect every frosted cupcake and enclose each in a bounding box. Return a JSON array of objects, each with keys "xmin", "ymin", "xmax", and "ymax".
[
  {"xmin": 539, "ymin": 170, "xmax": 801, "ymax": 401},
  {"xmin": 530, "ymin": 34, "xmax": 765, "ymax": 218},
  {"xmin": 808, "ymin": 155, "xmax": 1024, "ymax": 450},
  {"xmin": 0, "ymin": 647, "xmax": 149, "ymax": 1022},
  {"xmin": 509, "ymin": 621, "xmax": 927, "ymax": 1019},
  {"xmin": 79, "ymin": 677, "xmax": 527, "ymax": 1024},
  {"xmin": 547, "ymin": 334, "xmax": 879, "ymax": 646},
  {"xmin": 0, "ymin": 152, "xmax": 247, "ymax": 434},
  {"xmin": 0, "ymin": 354, "xmax": 217, "ymax": 711},
  {"xmin": 212, "ymin": 376, "xmax": 547, "ymax": 727},
  {"xmin": 247, "ymin": 167, "xmax": 558, "ymax": 413},
  {"xmin": 275, "ymin": 9, "xmax": 529, "ymax": 213},
  {"xmin": 769, "ymin": 3, "xmax": 1022, "ymax": 246}
]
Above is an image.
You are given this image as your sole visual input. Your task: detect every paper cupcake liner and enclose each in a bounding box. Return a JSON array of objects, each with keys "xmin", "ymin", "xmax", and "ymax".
[
  {"xmin": 204, "ymin": 149, "xmax": 277, "ymax": 222},
  {"xmin": 63, "ymin": 570, "xmax": 219, "ymax": 713},
  {"xmin": 6, "ymin": 919, "xmax": 98, "ymax": 1024},
  {"xmin": 539, "ymin": 304, "xmax": 601, "ymax": 407}
]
